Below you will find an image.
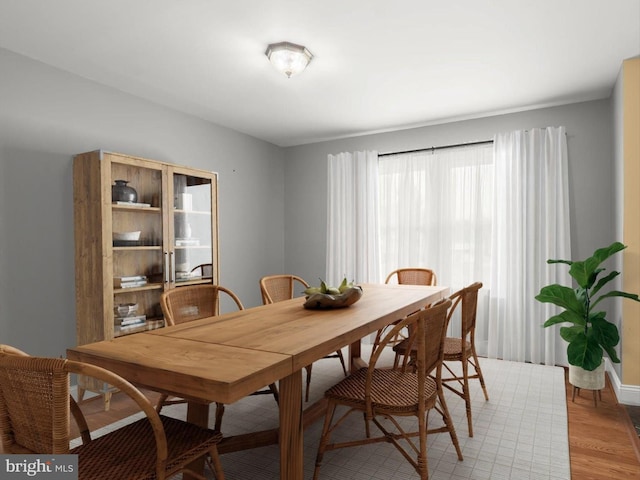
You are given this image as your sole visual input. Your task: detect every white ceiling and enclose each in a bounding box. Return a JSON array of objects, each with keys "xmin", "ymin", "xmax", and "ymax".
[{"xmin": 1, "ymin": 1, "xmax": 638, "ymax": 147}]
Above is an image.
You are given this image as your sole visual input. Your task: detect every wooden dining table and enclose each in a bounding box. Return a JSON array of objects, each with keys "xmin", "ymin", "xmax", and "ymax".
[{"xmin": 67, "ymin": 282, "xmax": 448, "ymax": 480}]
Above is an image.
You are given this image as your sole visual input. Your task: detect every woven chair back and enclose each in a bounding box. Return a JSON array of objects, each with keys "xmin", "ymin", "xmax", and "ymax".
[
  {"xmin": 421, "ymin": 299, "xmax": 452, "ymax": 376},
  {"xmin": 450, "ymin": 282, "xmax": 482, "ymax": 338},
  {"xmin": 385, "ymin": 268, "xmax": 437, "ymax": 286},
  {"xmin": 368, "ymin": 298, "xmax": 452, "ymax": 390},
  {"xmin": 0, "ymin": 354, "xmax": 72, "ymax": 454},
  {"xmin": 260, "ymin": 274, "xmax": 309, "ymax": 304},
  {"xmin": 161, "ymin": 284, "xmax": 243, "ymax": 325}
]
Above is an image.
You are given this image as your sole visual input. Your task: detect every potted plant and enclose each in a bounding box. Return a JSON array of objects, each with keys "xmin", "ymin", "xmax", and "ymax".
[{"xmin": 535, "ymin": 242, "xmax": 640, "ymax": 390}]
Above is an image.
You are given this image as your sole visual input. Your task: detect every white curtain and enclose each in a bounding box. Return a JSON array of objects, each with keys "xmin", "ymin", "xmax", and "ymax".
[
  {"xmin": 378, "ymin": 145, "xmax": 494, "ymax": 289},
  {"xmin": 378, "ymin": 145, "xmax": 494, "ymax": 340},
  {"xmin": 326, "ymin": 151, "xmax": 380, "ymax": 286},
  {"xmin": 488, "ymin": 126, "xmax": 571, "ymax": 366}
]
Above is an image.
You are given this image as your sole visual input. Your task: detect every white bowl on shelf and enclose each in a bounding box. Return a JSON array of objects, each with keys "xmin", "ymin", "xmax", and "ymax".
[
  {"xmin": 115, "ymin": 303, "xmax": 139, "ymax": 317},
  {"xmin": 113, "ymin": 231, "xmax": 141, "ymax": 241}
]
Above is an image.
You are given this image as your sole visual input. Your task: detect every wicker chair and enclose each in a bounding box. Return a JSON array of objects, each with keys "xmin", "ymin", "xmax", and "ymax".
[
  {"xmin": 441, "ymin": 282, "xmax": 488, "ymax": 437},
  {"xmin": 259, "ymin": 274, "xmax": 348, "ymax": 402},
  {"xmin": 259, "ymin": 274, "xmax": 310, "ymax": 305},
  {"xmin": 159, "ymin": 284, "xmax": 279, "ymax": 431},
  {"xmin": 373, "ymin": 268, "xmax": 437, "ymax": 367},
  {"xmin": 393, "ymin": 281, "xmax": 488, "ymax": 437},
  {"xmin": 312, "ymin": 298, "xmax": 462, "ymax": 480},
  {"xmin": 0, "ymin": 345, "xmax": 225, "ymax": 480},
  {"xmin": 386, "ymin": 268, "xmax": 437, "ymax": 287},
  {"xmin": 190, "ymin": 263, "xmax": 213, "ymax": 279}
]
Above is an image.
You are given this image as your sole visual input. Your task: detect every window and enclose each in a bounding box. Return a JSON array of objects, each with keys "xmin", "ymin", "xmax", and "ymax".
[{"xmin": 378, "ymin": 143, "xmax": 494, "ymax": 292}]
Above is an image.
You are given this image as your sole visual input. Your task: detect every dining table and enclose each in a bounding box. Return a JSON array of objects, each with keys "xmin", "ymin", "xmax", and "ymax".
[{"xmin": 67, "ymin": 282, "xmax": 449, "ymax": 480}]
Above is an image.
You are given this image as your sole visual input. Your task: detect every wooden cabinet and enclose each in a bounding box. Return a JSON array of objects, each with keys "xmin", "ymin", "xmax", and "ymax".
[{"xmin": 73, "ymin": 150, "xmax": 219, "ymax": 407}]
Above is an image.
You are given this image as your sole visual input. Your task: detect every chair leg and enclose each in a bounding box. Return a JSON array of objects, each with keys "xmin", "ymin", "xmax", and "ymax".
[
  {"xmin": 393, "ymin": 351, "xmax": 402, "ymax": 369},
  {"xmin": 471, "ymin": 348, "xmax": 489, "ymax": 401},
  {"xmin": 269, "ymin": 382, "xmax": 279, "ymax": 404},
  {"xmin": 77, "ymin": 386, "xmax": 85, "ymax": 403},
  {"xmin": 305, "ymin": 364, "xmax": 313, "ymax": 402},
  {"xmin": 437, "ymin": 388, "xmax": 463, "ymax": 461},
  {"xmin": 103, "ymin": 391, "xmax": 112, "ymax": 411},
  {"xmin": 156, "ymin": 393, "xmax": 169, "ymax": 413},
  {"xmin": 371, "ymin": 328, "xmax": 383, "ymax": 352},
  {"xmin": 462, "ymin": 358, "xmax": 473, "ymax": 437},
  {"xmin": 214, "ymin": 402, "xmax": 225, "ymax": 432},
  {"xmin": 335, "ymin": 349, "xmax": 348, "ymax": 376},
  {"xmin": 207, "ymin": 446, "xmax": 226, "ymax": 480},
  {"xmin": 313, "ymin": 401, "xmax": 337, "ymax": 480},
  {"xmin": 418, "ymin": 410, "xmax": 428, "ymax": 480}
]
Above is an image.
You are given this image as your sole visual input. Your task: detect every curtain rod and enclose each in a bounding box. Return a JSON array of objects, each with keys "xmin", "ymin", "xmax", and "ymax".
[{"xmin": 378, "ymin": 139, "xmax": 493, "ymax": 158}]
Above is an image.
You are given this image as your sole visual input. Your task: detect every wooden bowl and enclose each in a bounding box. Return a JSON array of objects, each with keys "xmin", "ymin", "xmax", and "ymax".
[{"xmin": 303, "ymin": 286, "xmax": 363, "ymax": 310}]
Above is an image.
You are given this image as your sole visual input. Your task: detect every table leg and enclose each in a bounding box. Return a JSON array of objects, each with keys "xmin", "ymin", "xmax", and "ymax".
[
  {"xmin": 349, "ymin": 339, "xmax": 367, "ymax": 372},
  {"xmin": 184, "ymin": 401, "xmax": 210, "ymax": 480},
  {"xmin": 279, "ymin": 369, "xmax": 303, "ymax": 480}
]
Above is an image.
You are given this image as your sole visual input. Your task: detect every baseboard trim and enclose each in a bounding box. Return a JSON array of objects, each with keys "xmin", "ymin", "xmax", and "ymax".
[{"xmin": 606, "ymin": 358, "xmax": 640, "ymax": 406}]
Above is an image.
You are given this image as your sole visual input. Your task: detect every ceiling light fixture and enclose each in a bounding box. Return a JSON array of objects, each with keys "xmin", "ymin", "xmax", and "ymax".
[{"xmin": 265, "ymin": 42, "xmax": 313, "ymax": 78}]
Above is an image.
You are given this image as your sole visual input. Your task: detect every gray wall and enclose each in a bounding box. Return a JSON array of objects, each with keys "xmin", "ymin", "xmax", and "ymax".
[
  {"xmin": 284, "ymin": 100, "xmax": 615, "ymax": 285},
  {"xmin": 0, "ymin": 48, "xmax": 286, "ymax": 357}
]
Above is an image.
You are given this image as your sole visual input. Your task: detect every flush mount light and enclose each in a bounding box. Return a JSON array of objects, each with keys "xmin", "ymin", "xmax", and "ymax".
[{"xmin": 265, "ymin": 41, "xmax": 313, "ymax": 78}]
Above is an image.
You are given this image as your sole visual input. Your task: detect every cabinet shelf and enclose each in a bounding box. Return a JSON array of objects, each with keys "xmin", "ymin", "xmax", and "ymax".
[
  {"xmin": 174, "ymin": 209, "xmax": 211, "ymax": 215},
  {"xmin": 114, "ymin": 283, "xmax": 164, "ymax": 294},
  {"xmin": 175, "ymin": 278, "xmax": 213, "ymax": 286},
  {"xmin": 113, "ymin": 205, "xmax": 162, "ymax": 213},
  {"xmin": 113, "ymin": 245, "xmax": 163, "ymax": 251}
]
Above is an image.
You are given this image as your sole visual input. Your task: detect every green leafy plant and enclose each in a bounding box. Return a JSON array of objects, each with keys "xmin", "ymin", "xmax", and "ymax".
[{"xmin": 535, "ymin": 242, "xmax": 640, "ymax": 371}]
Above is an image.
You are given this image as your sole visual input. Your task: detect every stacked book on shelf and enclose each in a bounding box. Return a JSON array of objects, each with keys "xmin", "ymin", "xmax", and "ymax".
[
  {"xmin": 115, "ymin": 314, "xmax": 147, "ymax": 329},
  {"xmin": 146, "ymin": 319, "xmax": 165, "ymax": 330},
  {"xmin": 114, "ymin": 316, "xmax": 165, "ymax": 335},
  {"xmin": 114, "ymin": 275, "xmax": 148, "ymax": 289}
]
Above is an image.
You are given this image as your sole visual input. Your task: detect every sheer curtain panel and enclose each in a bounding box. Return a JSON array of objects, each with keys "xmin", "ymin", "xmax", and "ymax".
[
  {"xmin": 326, "ymin": 151, "xmax": 380, "ymax": 286},
  {"xmin": 488, "ymin": 126, "xmax": 571, "ymax": 366},
  {"xmin": 378, "ymin": 145, "xmax": 494, "ymax": 289},
  {"xmin": 378, "ymin": 145, "xmax": 494, "ymax": 344}
]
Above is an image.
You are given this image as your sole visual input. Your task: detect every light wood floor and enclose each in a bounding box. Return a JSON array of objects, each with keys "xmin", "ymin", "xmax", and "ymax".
[{"xmin": 54, "ymin": 369, "xmax": 640, "ymax": 479}]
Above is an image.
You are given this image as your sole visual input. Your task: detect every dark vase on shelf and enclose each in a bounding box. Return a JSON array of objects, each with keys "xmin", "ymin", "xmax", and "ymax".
[{"xmin": 112, "ymin": 180, "xmax": 138, "ymax": 203}]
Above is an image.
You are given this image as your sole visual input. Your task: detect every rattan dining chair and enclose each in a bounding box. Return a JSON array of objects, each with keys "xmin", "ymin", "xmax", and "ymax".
[
  {"xmin": 441, "ymin": 281, "xmax": 488, "ymax": 437},
  {"xmin": 259, "ymin": 274, "xmax": 348, "ymax": 402},
  {"xmin": 312, "ymin": 298, "xmax": 462, "ymax": 480},
  {"xmin": 386, "ymin": 267, "xmax": 438, "ymax": 287},
  {"xmin": 373, "ymin": 268, "xmax": 438, "ymax": 367},
  {"xmin": 159, "ymin": 284, "xmax": 279, "ymax": 431},
  {"xmin": 392, "ymin": 281, "xmax": 488, "ymax": 437},
  {"xmin": 190, "ymin": 262, "xmax": 213, "ymax": 279},
  {"xmin": 0, "ymin": 344, "xmax": 225, "ymax": 480}
]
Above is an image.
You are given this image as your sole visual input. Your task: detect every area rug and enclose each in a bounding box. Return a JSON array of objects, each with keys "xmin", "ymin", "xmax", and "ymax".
[{"xmin": 78, "ymin": 349, "xmax": 571, "ymax": 480}]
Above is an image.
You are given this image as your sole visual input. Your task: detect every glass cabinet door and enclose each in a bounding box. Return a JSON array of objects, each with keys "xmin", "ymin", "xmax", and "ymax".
[
  {"xmin": 170, "ymin": 168, "xmax": 218, "ymax": 286},
  {"xmin": 109, "ymin": 157, "xmax": 166, "ymax": 336}
]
